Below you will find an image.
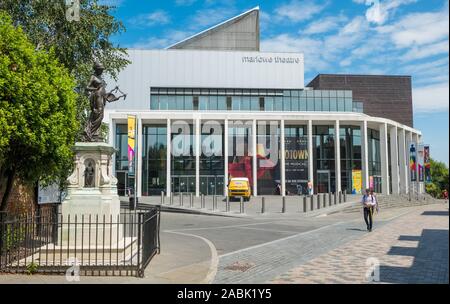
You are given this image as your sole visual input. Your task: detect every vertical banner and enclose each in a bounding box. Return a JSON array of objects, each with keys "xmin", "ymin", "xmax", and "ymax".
[
  {"xmin": 127, "ymin": 115, "xmax": 136, "ymax": 176},
  {"xmin": 352, "ymin": 170, "xmax": 362, "ymax": 194},
  {"xmin": 424, "ymin": 145, "xmax": 431, "ymax": 183},
  {"xmin": 369, "ymin": 176, "xmax": 374, "ymax": 190},
  {"xmin": 417, "ymin": 144, "xmax": 425, "ymax": 182},
  {"xmin": 409, "ymin": 142, "xmax": 417, "ymax": 182}
]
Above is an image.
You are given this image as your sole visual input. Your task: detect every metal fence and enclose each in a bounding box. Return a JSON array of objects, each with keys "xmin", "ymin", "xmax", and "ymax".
[{"xmin": 0, "ymin": 205, "xmax": 160, "ymax": 278}]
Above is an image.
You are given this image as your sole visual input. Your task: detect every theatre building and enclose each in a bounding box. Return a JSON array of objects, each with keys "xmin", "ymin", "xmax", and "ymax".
[{"xmin": 104, "ymin": 7, "xmax": 423, "ymax": 198}]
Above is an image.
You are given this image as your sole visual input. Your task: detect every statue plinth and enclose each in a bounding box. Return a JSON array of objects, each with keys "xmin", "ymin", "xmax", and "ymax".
[{"xmin": 61, "ymin": 142, "xmax": 122, "ymax": 246}]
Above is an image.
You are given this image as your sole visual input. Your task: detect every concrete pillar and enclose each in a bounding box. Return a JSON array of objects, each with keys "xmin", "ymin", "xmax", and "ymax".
[
  {"xmin": 361, "ymin": 120, "xmax": 369, "ymax": 190},
  {"xmin": 334, "ymin": 120, "xmax": 341, "ymax": 193},
  {"xmin": 390, "ymin": 126, "xmax": 400, "ymax": 194},
  {"xmin": 166, "ymin": 118, "xmax": 171, "ymax": 197},
  {"xmin": 379, "ymin": 123, "xmax": 390, "ymax": 195},
  {"xmin": 252, "ymin": 119, "xmax": 257, "ymax": 196},
  {"xmin": 398, "ymin": 128, "xmax": 408, "ymax": 194},
  {"xmin": 280, "ymin": 120, "xmax": 286, "ymax": 197},
  {"xmin": 195, "ymin": 117, "xmax": 200, "ymax": 197},
  {"xmin": 137, "ymin": 116, "xmax": 143, "ymax": 198},
  {"xmin": 307, "ymin": 120, "xmax": 314, "ymax": 194},
  {"xmin": 224, "ymin": 119, "xmax": 229, "ymax": 196}
]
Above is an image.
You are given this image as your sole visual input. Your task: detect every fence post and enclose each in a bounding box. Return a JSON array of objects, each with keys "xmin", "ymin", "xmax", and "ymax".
[
  {"xmin": 282, "ymin": 197, "xmax": 286, "ymax": 213},
  {"xmin": 317, "ymin": 194, "xmax": 321, "ymax": 209},
  {"xmin": 137, "ymin": 212, "xmax": 143, "ymax": 278},
  {"xmin": 310, "ymin": 195, "xmax": 314, "ymax": 211},
  {"xmin": 261, "ymin": 197, "xmax": 265, "ymax": 214},
  {"xmin": 303, "ymin": 196, "xmax": 307, "ymax": 213}
]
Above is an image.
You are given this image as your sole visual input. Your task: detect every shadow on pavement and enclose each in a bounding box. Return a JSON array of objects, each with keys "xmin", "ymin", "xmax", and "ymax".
[
  {"xmin": 379, "ymin": 229, "xmax": 449, "ymax": 284},
  {"xmin": 421, "ymin": 211, "xmax": 449, "ymax": 216}
]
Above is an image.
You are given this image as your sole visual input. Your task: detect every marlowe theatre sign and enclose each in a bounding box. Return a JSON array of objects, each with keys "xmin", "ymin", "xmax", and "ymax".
[{"xmin": 241, "ymin": 55, "xmax": 301, "ymax": 64}]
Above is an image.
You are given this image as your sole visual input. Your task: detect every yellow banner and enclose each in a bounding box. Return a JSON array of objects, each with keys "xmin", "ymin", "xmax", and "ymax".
[
  {"xmin": 352, "ymin": 170, "xmax": 362, "ymax": 194},
  {"xmin": 127, "ymin": 115, "xmax": 136, "ymax": 174}
]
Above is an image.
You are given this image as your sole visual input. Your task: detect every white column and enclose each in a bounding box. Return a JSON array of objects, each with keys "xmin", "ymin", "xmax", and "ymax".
[
  {"xmin": 224, "ymin": 119, "xmax": 229, "ymax": 196},
  {"xmin": 252, "ymin": 119, "xmax": 257, "ymax": 197},
  {"xmin": 166, "ymin": 118, "xmax": 171, "ymax": 197},
  {"xmin": 379, "ymin": 123, "xmax": 390, "ymax": 195},
  {"xmin": 398, "ymin": 128, "xmax": 407, "ymax": 194},
  {"xmin": 195, "ymin": 117, "xmax": 200, "ymax": 197},
  {"xmin": 390, "ymin": 126, "xmax": 400, "ymax": 194},
  {"xmin": 334, "ymin": 120, "xmax": 341, "ymax": 193},
  {"xmin": 137, "ymin": 116, "xmax": 143, "ymax": 198},
  {"xmin": 361, "ymin": 120, "xmax": 369, "ymax": 190},
  {"xmin": 280, "ymin": 120, "xmax": 286, "ymax": 197},
  {"xmin": 307, "ymin": 120, "xmax": 314, "ymax": 194}
]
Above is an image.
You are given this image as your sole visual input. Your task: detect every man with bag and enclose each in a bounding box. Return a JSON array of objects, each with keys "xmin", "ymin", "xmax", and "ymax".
[{"xmin": 361, "ymin": 188, "xmax": 378, "ymax": 232}]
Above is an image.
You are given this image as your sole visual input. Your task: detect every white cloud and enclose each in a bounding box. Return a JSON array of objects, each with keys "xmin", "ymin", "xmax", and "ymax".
[
  {"xmin": 189, "ymin": 7, "xmax": 237, "ymax": 29},
  {"xmin": 131, "ymin": 30, "xmax": 193, "ymax": 49},
  {"xmin": 129, "ymin": 10, "xmax": 171, "ymax": 28},
  {"xmin": 402, "ymin": 40, "xmax": 449, "ymax": 61},
  {"xmin": 275, "ymin": 0, "xmax": 328, "ymax": 23},
  {"xmin": 302, "ymin": 15, "xmax": 348, "ymax": 35},
  {"xmin": 413, "ymin": 83, "xmax": 449, "ymax": 113},
  {"xmin": 357, "ymin": 0, "xmax": 417, "ymax": 25}
]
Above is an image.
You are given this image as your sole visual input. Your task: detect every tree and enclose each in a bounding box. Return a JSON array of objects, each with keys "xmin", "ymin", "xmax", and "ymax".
[
  {"xmin": 0, "ymin": 0, "xmax": 130, "ymax": 138},
  {"xmin": 425, "ymin": 158, "xmax": 449, "ymax": 198},
  {"xmin": 0, "ymin": 12, "xmax": 78, "ymax": 211}
]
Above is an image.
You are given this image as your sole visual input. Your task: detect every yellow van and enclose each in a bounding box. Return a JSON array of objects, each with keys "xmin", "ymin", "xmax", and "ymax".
[{"xmin": 228, "ymin": 177, "xmax": 251, "ymax": 201}]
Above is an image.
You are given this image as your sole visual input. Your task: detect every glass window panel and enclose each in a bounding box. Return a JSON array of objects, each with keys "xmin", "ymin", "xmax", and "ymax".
[
  {"xmin": 201, "ymin": 89, "xmax": 209, "ymax": 95},
  {"xmin": 291, "ymin": 90, "xmax": 299, "ymax": 97},
  {"xmin": 344, "ymin": 90, "xmax": 352, "ymax": 98},
  {"xmin": 150, "ymin": 95, "xmax": 159, "ymax": 110},
  {"xmin": 234, "ymin": 89, "xmax": 242, "ymax": 95},
  {"xmin": 250, "ymin": 97, "xmax": 259, "ymax": 111},
  {"xmin": 291, "ymin": 97, "xmax": 299, "ymax": 111},
  {"xmin": 159, "ymin": 95, "xmax": 168, "ymax": 110},
  {"xmin": 242, "ymin": 89, "xmax": 250, "ymax": 95},
  {"xmin": 283, "ymin": 96, "xmax": 291, "ymax": 111},
  {"xmin": 329, "ymin": 90, "xmax": 337, "ymax": 98},
  {"xmin": 176, "ymin": 96, "xmax": 184, "ymax": 110},
  {"xmin": 210, "ymin": 89, "xmax": 218, "ymax": 95},
  {"xmin": 217, "ymin": 89, "xmax": 225, "ymax": 95},
  {"xmin": 232, "ymin": 96, "xmax": 241, "ymax": 110},
  {"xmin": 283, "ymin": 90, "xmax": 291, "ymax": 97},
  {"xmin": 299, "ymin": 97, "xmax": 307, "ymax": 111},
  {"xmin": 184, "ymin": 88, "xmax": 192, "ymax": 95},
  {"xmin": 314, "ymin": 90, "xmax": 322, "ymax": 97},
  {"xmin": 299, "ymin": 90, "xmax": 306, "ymax": 97},
  {"xmin": 345, "ymin": 99, "xmax": 352, "ymax": 112},
  {"xmin": 314, "ymin": 97, "xmax": 322, "ymax": 111},
  {"xmin": 217, "ymin": 96, "xmax": 227, "ymax": 110},
  {"xmin": 306, "ymin": 90, "xmax": 314, "ymax": 97},
  {"xmin": 209, "ymin": 95, "xmax": 218, "ymax": 110},
  {"xmin": 167, "ymin": 88, "xmax": 175, "ymax": 94},
  {"xmin": 265, "ymin": 96, "xmax": 274, "ymax": 111},
  {"xmin": 176, "ymin": 89, "xmax": 184, "ymax": 95},
  {"xmin": 250, "ymin": 89, "xmax": 259, "ymax": 96},
  {"xmin": 199, "ymin": 96, "xmax": 209, "ymax": 110},
  {"xmin": 159, "ymin": 88, "xmax": 167, "ymax": 94},
  {"xmin": 307, "ymin": 98, "xmax": 315, "ymax": 111},
  {"xmin": 337, "ymin": 99, "xmax": 345, "ymax": 111},
  {"xmin": 184, "ymin": 96, "xmax": 193, "ymax": 110},
  {"xmin": 337, "ymin": 90, "xmax": 345, "ymax": 97},
  {"xmin": 322, "ymin": 98, "xmax": 330, "ymax": 111},
  {"xmin": 274, "ymin": 97, "xmax": 283, "ymax": 111},
  {"xmin": 329, "ymin": 98, "xmax": 337, "ymax": 111},
  {"xmin": 241, "ymin": 96, "xmax": 250, "ymax": 111},
  {"xmin": 167, "ymin": 95, "xmax": 176, "ymax": 110}
]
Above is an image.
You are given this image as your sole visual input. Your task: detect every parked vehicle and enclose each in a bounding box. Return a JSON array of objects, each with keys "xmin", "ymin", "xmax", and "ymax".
[{"xmin": 228, "ymin": 177, "xmax": 251, "ymax": 201}]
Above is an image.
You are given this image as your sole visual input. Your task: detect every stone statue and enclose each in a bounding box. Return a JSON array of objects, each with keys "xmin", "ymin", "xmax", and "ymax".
[
  {"xmin": 83, "ymin": 62, "xmax": 126, "ymax": 142},
  {"xmin": 84, "ymin": 160, "xmax": 95, "ymax": 187}
]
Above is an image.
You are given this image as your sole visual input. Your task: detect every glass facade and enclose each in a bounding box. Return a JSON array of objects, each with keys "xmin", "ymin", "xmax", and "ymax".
[
  {"xmin": 142, "ymin": 125, "xmax": 167, "ymax": 196},
  {"xmin": 200, "ymin": 122, "xmax": 224, "ymax": 195},
  {"xmin": 171, "ymin": 121, "xmax": 196, "ymax": 193},
  {"xmin": 115, "ymin": 124, "xmax": 129, "ymax": 196},
  {"xmin": 256, "ymin": 122, "xmax": 280, "ymax": 195},
  {"xmin": 150, "ymin": 88, "xmax": 359, "ymax": 113},
  {"xmin": 340, "ymin": 126, "xmax": 362, "ymax": 194},
  {"xmin": 285, "ymin": 125, "xmax": 309, "ymax": 195},
  {"xmin": 313, "ymin": 126, "xmax": 335, "ymax": 193},
  {"xmin": 228, "ymin": 122, "xmax": 253, "ymax": 188},
  {"xmin": 368, "ymin": 128, "xmax": 382, "ymax": 193}
]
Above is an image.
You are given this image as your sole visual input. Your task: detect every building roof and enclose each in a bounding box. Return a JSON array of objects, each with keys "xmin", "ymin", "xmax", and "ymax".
[{"xmin": 166, "ymin": 6, "xmax": 260, "ymax": 51}]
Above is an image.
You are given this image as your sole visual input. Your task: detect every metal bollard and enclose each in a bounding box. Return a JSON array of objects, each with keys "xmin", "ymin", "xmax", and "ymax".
[
  {"xmin": 190, "ymin": 193, "xmax": 193, "ymax": 208},
  {"xmin": 201, "ymin": 194, "xmax": 205, "ymax": 209},
  {"xmin": 180, "ymin": 193, "xmax": 184, "ymax": 206},
  {"xmin": 334, "ymin": 192, "xmax": 337, "ymax": 205},
  {"xmin": 170, "ymin": 193, "xmax": 173, "ymax": 205},
  {"xmin": 310, "ymin": 195, "xmax": 314, "ymax": 211},
  {"xmin": 240, "ymin": 196, "xmax": 244, "ymax": 214},
  {"xmin": 323, "ymin": 193, "xmax": 326, "ymax": 208},
  {"xmin": 303, "ymin": 196, "xmax": 307, "ymax": 213},
  {"xmin": 317, "ymin": 194, "xmax": 321, "ymax": 209},
  {"xmin": 261, "ymin": 197, "xmax": 265, "ymax": 214},
  {"xmin": 329, "ymin": 192, "xmax": 332, "ymax": 206},
  {"xmin": 161, "ymin": 191, "xmax": 165, "ymax": 205},
  {"xmin": 282, "ymin": 197, "xmax": 286, "ymax": 213},
  {"xmin": 339, "ymin": 191, "xmax": 342, "ymax": 204},
  {"xmin": 226, "ymin": 196, "xmax": 230, "ymax": 212},
  {"xmin": 343, "ymin": 191, "xmax": 347, "ymax": 202}
]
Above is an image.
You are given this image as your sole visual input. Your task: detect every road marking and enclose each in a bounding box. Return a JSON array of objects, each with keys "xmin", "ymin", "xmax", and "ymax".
[
  {"xmin": 236, "ymin": 226, "xmax": 302, "ymax": 234},
  {"xmin": 164, "ymin": 221, "xmax": 279, "ymax": 232},
  {"xmin": 163, "ymin": 231, "xmax": 218, "ymax": 284}
]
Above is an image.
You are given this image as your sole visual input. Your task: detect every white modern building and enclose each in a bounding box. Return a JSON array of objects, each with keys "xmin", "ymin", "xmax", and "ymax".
[{"xmin": 104, "ymin": 7, "xmax": 424, "ymax": 198}]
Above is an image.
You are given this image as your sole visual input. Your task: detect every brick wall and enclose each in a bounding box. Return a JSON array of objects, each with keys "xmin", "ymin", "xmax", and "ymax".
[{"xmin": 0, "ymin": 178, "xmax": 37, "ymax": 215}]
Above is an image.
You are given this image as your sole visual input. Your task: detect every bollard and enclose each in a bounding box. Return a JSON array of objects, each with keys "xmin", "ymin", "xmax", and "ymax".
[
  {"xmin": 179, "ymin": 193, "xmax": 183, "ymax": 206},
  {"xmin": 170, "ymin": 193, "xmax": 173, "ymax": 205},
  {"xmin": 282, "ymin": 197, "xmax": 286, "ymax": 213},
  {"xmin": 226, "ymin": 196, "xmax": 230, "ymax": 212},
  {"xmin": 329, "ymin": 192, "xmax": 332, "ymax": 206},
  {"xmin": 343, "ymin": 191, "xmax": 347, "ymax": 203},
  {"xmin": 310, "ymin": 195, "xmax": 314, "ymax": 211},
  {"xmin": 339, "ymin": 191, "xmax": 342, "ymax": 204},
  {"xmin": 190, "ymin": 193, "xmax": 193, "ymax": 208},
  {"xmin": 161, "ymin": 191, "xmax": 165, "ymax": 205},
  {"xmin": 240, "ymin": 196, "xmax": 244, "ymax": 214},
  {"xmin": 261, "ymin": 197, "xmax": 265, "ymax": 214},
  {"xmin": 323, "ymin": 193, "xmax": 326, "ymax": 208},
  {"xmin": 303, "ymin": 196, "xmax": 307, "ymax": 213},
  {"xmin": 317, "ymin": 194, "xmax": 321, "ymax": 209},
  {"xmin": 334, "ymin": 192, "xmax": 337, "ymax": 205}
]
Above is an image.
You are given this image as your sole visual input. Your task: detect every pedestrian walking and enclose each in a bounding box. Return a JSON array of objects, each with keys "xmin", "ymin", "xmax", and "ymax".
[{"xmin": 361, "ymin": 188, "xmax": 377, "ymax": 232}]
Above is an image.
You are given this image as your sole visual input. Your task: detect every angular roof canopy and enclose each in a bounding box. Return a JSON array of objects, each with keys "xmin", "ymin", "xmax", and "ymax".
[{"xmin": 167, "ymin": 6, "xmax": 260, "ymax": 51}]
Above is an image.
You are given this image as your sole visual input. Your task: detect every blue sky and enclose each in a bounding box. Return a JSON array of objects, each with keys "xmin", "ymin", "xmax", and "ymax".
[{"xmin": 104, "ymin": 0, "xmax": 449, "ymax": 165}]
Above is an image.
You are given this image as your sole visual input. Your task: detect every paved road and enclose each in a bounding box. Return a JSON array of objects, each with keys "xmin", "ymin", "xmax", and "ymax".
[{"xmin": 0, "ymin": 202, "xmax": 447, "ymax": 284}]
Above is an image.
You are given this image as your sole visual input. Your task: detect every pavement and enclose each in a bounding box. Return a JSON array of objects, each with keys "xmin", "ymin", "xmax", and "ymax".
[{"xmin": 0, "ymin": 200, "xmax": 447, "ymax": 284}]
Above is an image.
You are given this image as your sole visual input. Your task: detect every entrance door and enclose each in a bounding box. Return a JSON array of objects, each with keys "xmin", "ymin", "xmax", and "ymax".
[
  {"xmin": 317, "ymin": 170, "xmax": 330, "ymax": 193},
  {"xmin": 116, "ymin": 171, "xmax": 128, "ymax": 196}
]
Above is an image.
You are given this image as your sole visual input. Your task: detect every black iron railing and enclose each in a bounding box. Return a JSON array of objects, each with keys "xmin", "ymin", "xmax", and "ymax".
[{"xmin": 0, "ymin": 205, "xmax": 160, "ymax": 277}]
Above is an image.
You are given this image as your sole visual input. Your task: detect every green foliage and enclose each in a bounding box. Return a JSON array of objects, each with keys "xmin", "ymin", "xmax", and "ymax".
[
  {"xmin": 0, "ymin": 12, "xmax": 78, "ymax": 201},
  {"xmin": 3, "ymin": 224, "xmax": 26, "ymax": 251},
  {"xmin": 26, "ymin": 262, "xmax": 39, "ymax": 275},
  {"xmin": 0, "ymin": 0, "xmax": 130, "ymax": 139},
  {"xmin": 426, "ymin": 158, "xmax": 449, "ymax": 198}
]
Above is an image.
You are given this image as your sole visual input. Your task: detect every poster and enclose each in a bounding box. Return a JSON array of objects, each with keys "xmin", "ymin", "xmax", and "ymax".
[
  {"xmin": 424, "ymin": 145, "xmax": 431, "ymax": 183},
  {"xmin": 285, "ymin": 136, "xmax": 308, "ymax": 194},
  {"xmin": 417, "ymin": 144, "xmax": 425, "ymax": 182},
  {"xmin": 369, "ymin": 175, "xmax": 374, "ymax": 190},
  {"xmin": 352, "ymin": 170, "xmax": 362, "ymax": 194},
  {"xmin": 409, "ymin": 142, "xmax": 417, "ymax": 182},
  {"xmin": 127, "ymin": 115, "xmax": 136, "ymax": 176}
]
